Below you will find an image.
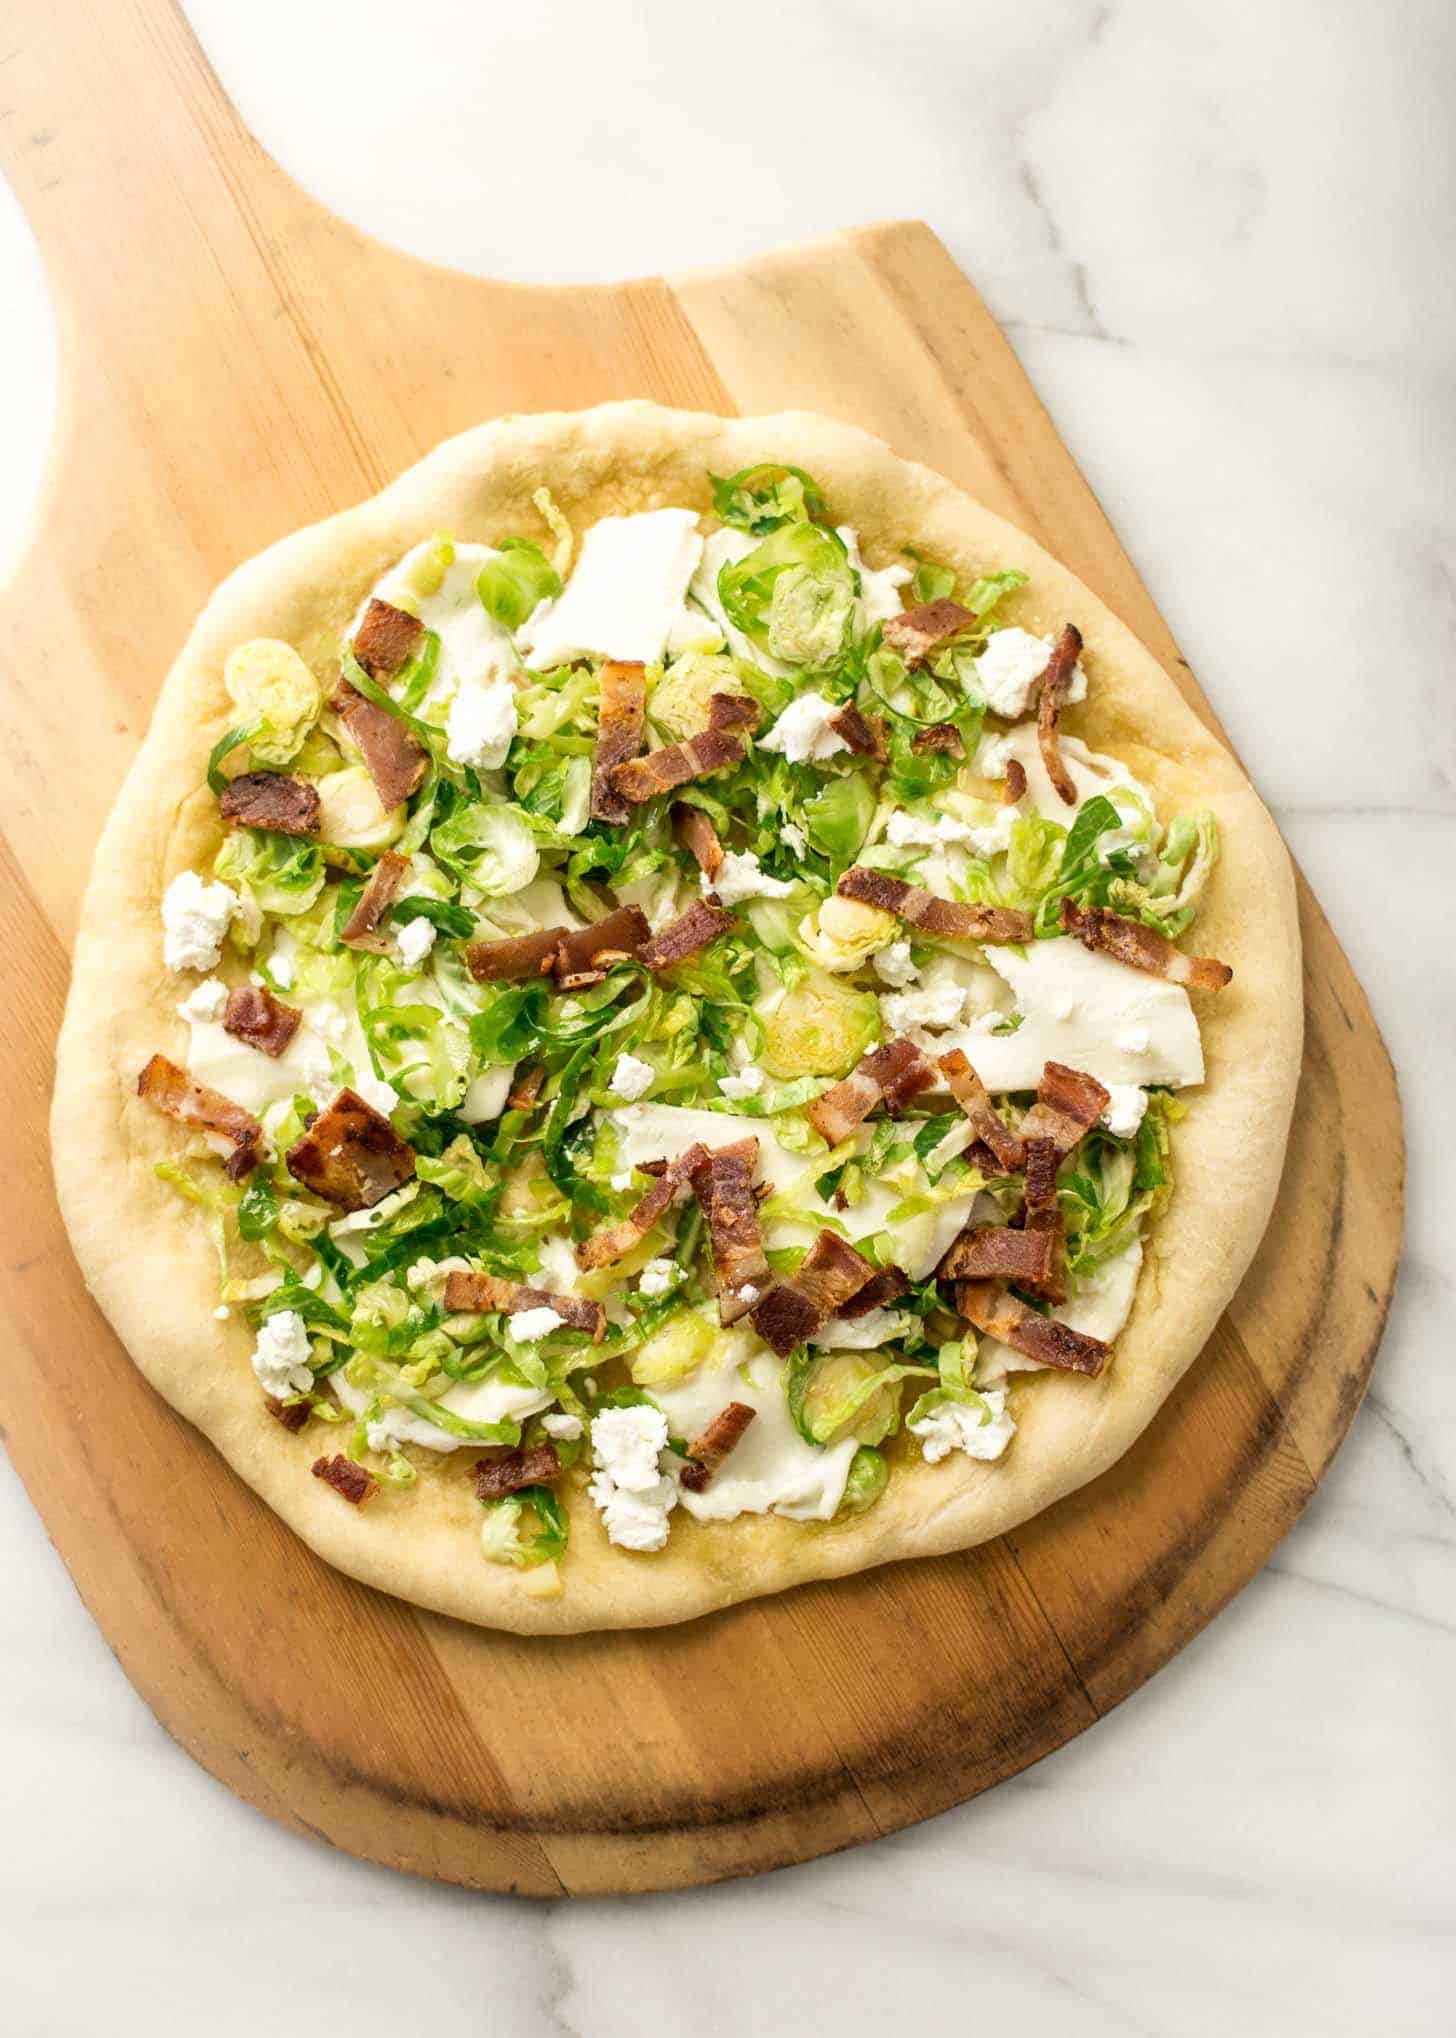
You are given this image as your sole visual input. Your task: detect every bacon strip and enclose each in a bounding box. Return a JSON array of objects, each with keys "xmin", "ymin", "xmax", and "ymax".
[
  {"xmin": 673, "ymin": 802, "xmax": 724, "ymax": 883},
  {"xmin": 311, "ymin": 1454, "xmax": 379, "ymax": 1505},
  {"xmin": 838, "ymin": 1264, "xmax": 910, "ymax": 1317},
  {"xmin": 465, "ymin": 926, "xmax": 567, "ymax": 983},
  {"xmin": 285, "ymin": 1087, "xmax": 415, "ymax": 1211},
  {"xmin": 341, "ymin": 848, "xmax": 409, "ymax": 952},
  {"xmin": 750, "ymin": 1230, "xmax": 879, "ymax": 1357},
  {"xmin": 911, "ymin": 722, "xmax": 964, "ymax": 758},
  {"xmin": 707, "ymin": 692, "xmax": 761, "ymax": 733},
  {"xmin": 1036, "ymin": 623, "xmax": 1083, "ymax": 807},
  {"xmin": 472, "ymin": 1443, "xmax": 563, "ymax": 1502},
  {"xmin": 507, "ymin": 1065, "xmax": 545, "ymax": 1111},
  {"xmin": 954, "ymin": 1280, "xmax": 1112, "ymax": 1378},
  {"xmin": 837, "ymin": 867, "xmax": 1033, "ymax": 944},
  {"xmin": 1002, "ymin": 757, "xmax": 1028, "ymax": 805},
  {"xmin": 939, "ymin": 1225, "xmax": 1055, "ymax": 1285},
  {"xmin": 352, "ymin": 597, "xmax": 424, "ymax": 679},
  {"xmin": 828, "ymin": 704, "xmax": 888, "ymax": 758},
  {"xmin": 442, "ymin": 1271, "xmax": 606, "ymax": 1343},
  {"xmin": 882, "ymin": 598, "xmax": 976, "ymax": 668},
  {"xmin": 265, "ymin": 1394, "xmax": 311, "ymax": 1434},
  {"xmin": 690, "ymin": 1138, "xmax": 770, "ymax": 1326},
  {"xmin": 331, "ymin": 679, "xmax": 429, "ymax": 812},
  {"xmin": 680, "ymin": 1402, "xmax": 757, "ymax": 1493},
  {"xmin": 1020, "ymin": 1135, "xmax": 1067, "ymax": 1303},
  {"xmin": 1059, "ymin": 897, "xmax": 1232, "ymax": 992},
  {"xmin": 136, "ymin": 1052, "xmax": 262, "ymax": 1179},
  {"xmin": 223, "ymin": 984, "xmax": 302, "ymax": 1059},
  {"xmin": 575, "ymin": 1142, "xmax": 711, "ymax": 1271},
  {"xmin": 609, "ymin": 728, "xmax": 746, "ymax": 804},
  {"xmin": 1018, "ymin": 1059, "xmax": 1109, "ymax": 1158},
  {"xmin": 591, "ymin": 659, "xmax": 647, "ymax": 826},
  {"xmin": 553, "ymin": 906, "xmax": 649, "ymax": 989},
  {"xmin": 937, "ymin": 1048, "xmax": 1026, "ymax": 1174},
  {"xmin": 641, "ymin": 898, "xmax": 735, "ymax": 972},
  {"xmin": 806, "ymin": 1037, "xmax": 935, "ymax": 1145},
  {"xmin": 219, "ymin": 771, "xmax": 320, "ymax": 837}
]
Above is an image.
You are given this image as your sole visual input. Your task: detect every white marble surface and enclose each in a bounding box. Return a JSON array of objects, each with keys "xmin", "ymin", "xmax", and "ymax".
[{"xmin": 2, "ymin": 2, "xmax": 1452, "ymax": 2030}]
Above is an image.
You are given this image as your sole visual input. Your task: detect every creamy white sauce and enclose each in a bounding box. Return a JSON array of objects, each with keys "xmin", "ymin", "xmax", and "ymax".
[
  {"xmin": 653, "ymin": 1341, "xmax": 857, "ymax": 1523},
  {"xmin": 364, "ymin": 541, "xmax": 519, "ymax": 708},
  {"xmin": 333, "ymin": 1365, "xmax": 552, "ymax": 1454}
]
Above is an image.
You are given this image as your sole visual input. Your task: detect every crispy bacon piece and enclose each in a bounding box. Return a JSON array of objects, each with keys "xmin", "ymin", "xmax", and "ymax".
[
  {"xmin": 442, "ymin": 1271, "xmax": 606, "ymax": 1343},
  {"xmin": 1058, "ymin": 897, "xmax": 1232, "ymax": 992},
  {"xmin": 331, "ymin": 679, "xmax": 429, "ymax": 812},
  {"xmin": 1036, "ymin": 623, "xmax": 1083, "ymax": 807},
  {"xmin": 707, "ymin": 691, "xmax": 761, "ymax": 733},
  {"xmin": 939, "ymin": 1225, "xmax": 1055, "ymax": 1285},
  {"xmin": 553, "ymin": 906, "xmax": 649, "ymax": 989},
  {"xmin": 673, "ymin": 802, "xmax": 724, "ymax": 883},
  {"xmin": 265, "ymin": 1394, "xmax": 312, "ymax": 1434},
  {"xmin": 311, "ymin": 1454, "xmax": 379, "ymax": 1505},
  {"xmin": 690, "ymin": 1138, "xmax": 770, "ymax": 1326},
  {"xmin": 590, "ymin": 659, "xmax": 647, "ymax": 826},
  {"xmin": 1003, "ymin": 757, "xmax": 1028, "ymax": 805},
  {"xmin": 911, "ymin": 722, "xmax": 964, "ymax": 758},
  {"xmin": 341, "ymin": 848, "xmax": 409, "ymax": 952},
  {"xmin": 641, "ymin": 898, "xmax": 735, "ymax": 972},
  {"xmin": 1018, "ymin": 1059, "xmax": 1110, "ymax": 1158},
  {"xmin": 609, "ymin": 728, "xmax": 746, "ymax": 804},
  {"xmin": 954, "ymin": 1281, "xmax": 1112, "ymax": 1378},
  {"xmin": 1020, "ymin": 1135, "xmax": 1067, "ymax": 1302},
  {"xmin": 471, "ymin": 1443, "xmax": 563, "ymax": 1502},
  {"xmin": 837, "ymin": 867, "xmax": 1034, "ymax": 944},
  {"xmin": 465, "ymin": 926, "xmax": 566, "ymax": 983},
  {"xmin": 882, "ymin": 598, "xmax": 976, "ymax": 669},
  {"xmin": 750, "ymin": 1230, "xmax": 879, "ymax": 1357},
  {"xmin": 838, "ymin": 1264, "xmax": 910, "ymax": 1317},
  {"xmin": 223, "ymin": 984, "xmax": 302, "ymax": 1059},
  {"xmin": 352, "ymin": 597, "xmax": 424, "ymax": 679},
  {"xmin": 507, "ymin": 1064, "xmax": 545, "ymax": 1111},
  {"xmin": 828, "ymin": 703, "xmax": 888, "ymax": 759},
  {"xmin": 680, "ymin": 1402, "xmax": 757, "ymax": 1493},
  {"xmin": 285, "ymin": 1087, "xmax": 415, "ymax": 1211},
  {"xmin": 575, "ymin": 1143, "xmax": 711, "ymax": 1272},
  {"xmin": 937, "ymin": 1047, "xmax": 1026, "ymax": 1175},
  {"xmin": 806, "ymin": 1037, "xmax": 936, "ymax": 1145},
  {"xmin": 219, "ymin": 771, "xmax": 320, "ymax": 838},
  {"xmin": 136, "ymin": 1053, "xmax": 262, "ymax": 1179}
]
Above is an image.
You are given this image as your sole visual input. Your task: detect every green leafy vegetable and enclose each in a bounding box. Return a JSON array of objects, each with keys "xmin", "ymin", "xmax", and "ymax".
[
  {"xmin": 709, "ymin": 463, "xmax": 826, "ymax": 533},
  {"xmin": 477, "ymin": 539, "xmax": 561, "ymax": 631}
]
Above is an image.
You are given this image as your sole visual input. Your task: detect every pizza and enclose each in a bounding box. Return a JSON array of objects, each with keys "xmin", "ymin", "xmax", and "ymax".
[{"xmin": 52, "ymin": 404, "xmax": 1302, "ymax": 1632}]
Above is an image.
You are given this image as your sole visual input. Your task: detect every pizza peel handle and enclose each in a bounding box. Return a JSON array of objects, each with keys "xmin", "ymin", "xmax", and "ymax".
[{"xmin": 0, "ymin": 0, "xmax": 1402, "ymax": 1893}]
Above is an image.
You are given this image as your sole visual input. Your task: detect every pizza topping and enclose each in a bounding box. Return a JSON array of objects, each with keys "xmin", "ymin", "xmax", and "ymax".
[
  {"xmin": 1018, "ymin": 1059, "xmax": 1111, "ymax": 1158},
  {"xmin": 609, "ymin": 726, "xmax": 747, "ymax": 804},
  {"xmin": 836, "ymin": 866, "xmax": 1034, "ymax": 944},
  {"xmin": 1035, "ymin": 623, "xmax": 1084, "ymax": 806},
  {"xmin": 953, "ymin": 1280, "xmax": 1113, "ymax": 1377},
  {"xmin": 806, "ymin": 1037, "xmax": 936, "ymax": 1144},
  {"xmin": 222, "ymin": 984, "xmax": 302, "ymax": 1059},
  {"xmin": 442, "ymin": 1270, "xmax": 607, "ymax": 1342},
  {"xmin": 882, "ymin": 598, "xmax": 975, "ymax": 668},
  {"xmin": 330, "ymin": 679, "xmax": 430, "ymax": 812},
  {"xmin": 1019, "ymin": 1135, "xmax": 1067, "ymax": 1302},
  {"xmin": 471, "ymin": 1443, "xmax": 563, "ymax": 1502},
  {"xmin": 828, "ymin": 703, "xmax": 888, "ymax": 758},
  {"xmin": 218, "ymin": 771, "xmax": 321, "ymax": 837},
  {"xmin": 575, "ymin": 1142, "xmax": 711, "ymax": 1271},
  {"xmin": 590, "ymin": 658, "xmax": 647, "ymax": 826},
  {"xmin": 340, "ymin": 848, "xmax": 410, "ymax": 952},
  {"xmin": 285, "ymin": 1087, "xmax": 416, "ymax": 1210},
  {"xmin": 750, "ymin": 1229, "xmax": 880, "ymax": 1357},
  {"xmin": 937, "ymin": 1047, "xmax": 1026, "ymax": 1174},
  {"xmin": 311, "ymin": 1454, "xmax": 380, "ymax": 1505},
  {"xmin": 553, "ymin": 905, "xmax": 649, "ymax": 989},
  {"xmin": 640, "ymin": 897, "xmax": 736, "ymax": 972},
  {"xmin": 1059, "ymin": 897, "xmax": 1233, "ymax": 992},
  {"xmin": 837, "ymin": 1263, "xmax": 910, "ymax": 1316},
  {"xmin": 464, "ymin": 926, "xmax": 567, "ymax": 982},
  {"xmin": 910, "ymin": 722, "xmax": 965, "ymax": 758},
  {"xmin": 1003, "ymin": 756, "xmax": 1028, "ymax": 804},
  {"xmin": 137, "ymin": 1052, "xmax": 262, "ymax": 1179},
  {"xmin": 680, "ymin": 1401, "xmax": 757, "ymax": 1493},
  {"xmin": 352, "ymin": 597, "xmax": 425, "ymax": 679},
  {"xmin": 690, "ymin": 1138, "xmax": 770, "ymax": 1326},
  {"xmin": 673, "ymin": 801, "xmax": 724, "ymax": 882},
  {"xmin": 939, "ymin": 1224, "xmax": 1056, "ymax": 1286},
  {"xmin": 265, "ymin": 1394, "xmax": 312, "ymax": 1434},
  {"xmin": 707, "ymin": 691, "xmax": 762, "ymax": 734}
]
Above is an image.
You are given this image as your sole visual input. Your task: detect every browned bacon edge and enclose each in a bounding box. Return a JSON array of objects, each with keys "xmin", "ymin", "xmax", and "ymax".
[
  {"xmin": 137, "ymin": 1052, "xmax": 262, "ymax": 1180},
  {"xmin": 838, "ymin": 1264, "xmax": 910, "ymax": 1317},
  {"xmin": 1020, "ymin": 1134, "xmax": 1067, "ymax": 1303},
  {"xmin": 1036, "ymin": 623, "xmax": 1083, "ymax": 807},
  {"xmin": 837, "ymin": 866, "xmax": 1034, "ymax": 944},
  {"xmin": 471, "ymin": 1442, "xmax": 563, "ymax": 1502},
  {"xmin": 673, "ymin": 802, "xmax": 724, "ymax": 882},
  {"xmin": 882, "ymin": 598, "xmax": 976, "ymax": 669},
  {"xmin": 707, "ymin": 692, "xmax": 762, "ymax": 733},
  {"xmin": 641, "ymin": 898, "xmax": 735, "ymax": 972},
  {"xmin": 1003, "ymin": 757, "xmax": 1028, "ymax": 805},
  {"xmin": 353, "ymin": 597, "xmax": 424, "ymax": 679},
  {"xmin": 285, "ymin": 1087, "xmax": 415, "ymax": 1211},
  {"xmin": 591, "ymin": 659, "xmax": 647, "ymax": 826},
  {"xmin": 939, "ymin": 1225, "xmax": 1055, "ymax": 1286},
  {"xmin": 953, "ymin": 1279, "xmax": 1112, "ymax": 1378},
  {"xmin": 575, "ymin": 1143, "xmax": 711, "ymax": 1271},
  {"xmin": 1058, "ymin": 896, "xmax": 1232, "ymax": 992},
  {"xmin": 465, "ymin": 926, "xmax": 567, "ymax": 983},
  {"xmin": 911, "ymin": 722, "xmax": 965, "ymax": 758},
  {"xmin": 750, "ymin": 1230, "xmax": 880, "ymax": 1357},
  {"xmin": 1018, "ymin": 1058, "xmax": 1110, "ymax": 1158},
  {"xmin": 265, "ymin": 1393, "xmax": 311, "ymax": 1434},
  {"xmin": 937, "ymin": 1047, "xmax": 1026, "ymax": 1174},
  {"xmin": 311, "ymin": 1453, "xmax": 380, "ymax": 1505},
  {"xmin": 553, "ymin": 906, "xmax": 649, "ymax": 989},
  {"xmin": 331, "ymin": 679, "xmax": 430, "ymax": 812},
  {"xmin": 219, "ymin": 771, "xmax": 321, "ymax": 838},
  {"xmin": 223, "ymin": 984, "xmax": 302, "ymax": 1059},
  {"xmin": 507, "ymin": 1064, "xmax": 545, "ymax": 1112},
  {"xmin": 829, "ymin": 703, "xmax": 888, "ymax": 759},
  {"xmin": 680, "ymin": 1402, "xmax": 757, "ymax": 1493},
  {"xmin": 609, "ymin": 728, "xmax": 746, "ymax": 804},
  {"xmin": 689, "ymin": 1138, "xmax": 770, "ymax": 1326},
  {"xmin": 442, "ymin": 1270, "xmax": 606, "ymax": 1343},
  {"xmin": 806, "ymin": 1037, "xmax": 935, "ymax": 1145},
  {"xmin": 341, "ymin": 848, "xmax": 410, "ymax": 951}
]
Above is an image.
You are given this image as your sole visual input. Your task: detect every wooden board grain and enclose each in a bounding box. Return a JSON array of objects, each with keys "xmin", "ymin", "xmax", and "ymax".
[{"xmin": 0, "ymin": 0, "xmax": 1403, "ymax": 1895}]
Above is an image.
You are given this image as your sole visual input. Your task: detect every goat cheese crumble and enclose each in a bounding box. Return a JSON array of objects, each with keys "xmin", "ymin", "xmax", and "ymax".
[
  {"xmin": 446, "ymin": 675, "xmax": 517, "ymax": 769},
  {"xmin": 708, "ymin": 850, "xmax": 794, "ymax": 907},
  {"xmin": 509, "ymin": 1306, "xmax": 567, "ymax": 1342},
  {"xmin": 975, "ymin": 627, "xmax": 1088, "ymax": 718},
  {"xmin": 395, "ymin": 916, "xmax": 437, "ymax": 968},
  {"xmin": 760, "ymin": 690, "xmax": 848, "ymax": 763},
  {"xmin": 909, "ymin": 1390, "xmax": 1016, "ymax": 1464},
  {"xmin": 608, "ymin": 1052, "xmax": 655, "ymax": 1102},
  {"xmin": 588, "ymin": 1405, "xmax": 678, "ymax": 1551},
  {"xmin": 162, "ymin": 871, "xmax": 237, "ymax": 973},
  {"xmin": 251, "ymin": 1311, "xmax": 314, "ymax": 1400}
]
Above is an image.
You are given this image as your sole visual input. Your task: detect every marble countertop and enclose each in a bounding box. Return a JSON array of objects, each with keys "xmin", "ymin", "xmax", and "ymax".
[{"xmin": 2, "ymin": 3, "xmax": 1451, "ymax": 2031}]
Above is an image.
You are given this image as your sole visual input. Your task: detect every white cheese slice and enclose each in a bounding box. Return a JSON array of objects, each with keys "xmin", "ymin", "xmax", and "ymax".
[
  {"xmin": 653, "ymin": 1342, "xmax": 857, "ymax": 1523},
  {"xmin": 941, "ymin": 938, "xmax": 1203, "ymax": 1092},
  {"xmin": 518, "ymin": 509, "xmax": 703, "ymax": 668},
  {"xmin": 332, "ymin": 1367, "xmax": 552, "ymax": 1454},
  {"xmin": 608, "ymin": 1100, "xmax": 974, "ymax": 1280},
  {"xmin": 982, "ymin": 723, "xmax": 1151, "ymax": 831},
  {"xmin": 184, "ymin": 1015, "xmax": 333, "ymax": 1116},
  {"xmin": 977, "ymin": 1239, "xmax": 1144, "ymax": 1384},
  {"xmin": 365, "ymin": 541, "xmax": 519, "ymax": 705}
]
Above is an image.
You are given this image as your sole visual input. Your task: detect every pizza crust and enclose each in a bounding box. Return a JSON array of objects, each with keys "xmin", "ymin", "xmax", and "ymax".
[{"xmin": 51, "ymin": 402, "xmax": 1303, "ymax": 1633}]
